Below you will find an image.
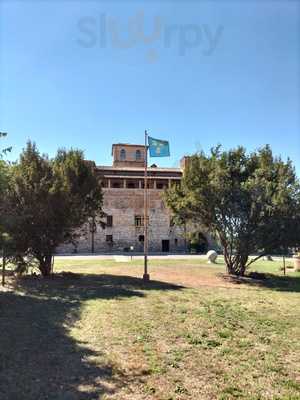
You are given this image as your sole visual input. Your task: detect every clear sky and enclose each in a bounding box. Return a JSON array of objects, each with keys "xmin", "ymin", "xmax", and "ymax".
[{"xmin": 1, "ymin": 1, "xmax": 299, "ymax": 173}]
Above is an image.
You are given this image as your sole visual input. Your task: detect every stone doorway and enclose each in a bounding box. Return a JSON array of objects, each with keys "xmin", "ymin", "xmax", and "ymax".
[{"xmin": 162, "ymin": 240, "xmax": 170, "ymax": 252}]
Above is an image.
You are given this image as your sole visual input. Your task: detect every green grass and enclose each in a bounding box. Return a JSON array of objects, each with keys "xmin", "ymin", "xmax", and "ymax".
[{"xmin": 1, "ymin": 258, "xmax": 299, "ymax": 399}]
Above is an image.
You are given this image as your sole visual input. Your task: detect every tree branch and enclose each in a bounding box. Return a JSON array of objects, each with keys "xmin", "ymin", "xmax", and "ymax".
[{"xmin": 246, "ymin": 253, "xmax": 266, "ymax": 268}]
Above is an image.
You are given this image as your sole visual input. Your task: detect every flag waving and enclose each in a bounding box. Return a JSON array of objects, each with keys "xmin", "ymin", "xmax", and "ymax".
[{"xmin": 148, "ymin": 136, "xmax": 170, "ymax": 157}]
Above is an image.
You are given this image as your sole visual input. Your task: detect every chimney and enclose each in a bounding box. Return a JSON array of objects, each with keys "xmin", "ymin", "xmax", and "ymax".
[{"xmin": 180, "ymin": 156, "xmax": 190, "ymax": 171}]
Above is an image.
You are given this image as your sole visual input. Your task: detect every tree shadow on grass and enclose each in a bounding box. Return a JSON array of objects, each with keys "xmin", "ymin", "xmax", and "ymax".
[
  {"xmin": 0, "ymin": 274, "xmax": 183, "ymax": 400},
  {"xmin": 221, "ymin": 272, "xmax": 300, "ymax": 293},
  {"xmin": 12, "ymin": 273, "xmax": 184, "ymax": 301}
]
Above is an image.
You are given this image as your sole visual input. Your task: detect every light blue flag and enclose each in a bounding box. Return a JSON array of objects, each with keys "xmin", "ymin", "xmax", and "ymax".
[{"xmin": 148, "ymin": 136, "xmax": 170, "ymax": 157}]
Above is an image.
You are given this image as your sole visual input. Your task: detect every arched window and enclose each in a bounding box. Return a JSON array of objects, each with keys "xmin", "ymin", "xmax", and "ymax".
[
  {"xmin": 136, "ymin": 149, "xmax": 142, "ymax": 161},
  {"xmin": 120, "ymin": 149, "xmax": 126, "ymax": 160}
]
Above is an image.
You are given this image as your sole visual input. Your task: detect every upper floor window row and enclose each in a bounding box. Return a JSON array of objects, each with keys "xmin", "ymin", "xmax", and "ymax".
[
  {"xmin": 119, "ymin": 148, "xmax": 143, "ymax": 161},
  {"xmin": 101, "ymin": 179, "xmax": 181, "ymax": 189}
]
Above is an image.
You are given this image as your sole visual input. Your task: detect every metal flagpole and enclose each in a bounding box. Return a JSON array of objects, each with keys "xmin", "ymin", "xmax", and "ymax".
[{"xmin": 143, "ymin": 130, "xmax": 150, "ymax": 281}]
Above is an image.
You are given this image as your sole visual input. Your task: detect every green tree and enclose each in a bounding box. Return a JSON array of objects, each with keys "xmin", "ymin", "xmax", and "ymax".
[
  {"xmin": 0, "ymin": 132, "xmax": 12, "ymax": 251},
  {"xmin": 0, "ymin": 161, "xmax": 10, "ymax": 255},
  {"xmin": 165, "ymin": 145, "xmax": 300, "ymax": 276},
  {"xmin": 0, "ymin": 131, "xmax": 12, "ymax": 156},
  {"xmin": 6, "ymin": 142, "xmax": 103, "ymax": 276}
]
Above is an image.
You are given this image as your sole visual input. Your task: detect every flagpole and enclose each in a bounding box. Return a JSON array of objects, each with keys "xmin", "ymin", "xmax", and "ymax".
[{"xmin": 143, "ymin": 130, "xmax": 150, "ymax": 281}]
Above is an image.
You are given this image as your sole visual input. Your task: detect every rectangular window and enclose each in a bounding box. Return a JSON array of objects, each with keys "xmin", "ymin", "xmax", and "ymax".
[
  {"xmin": 127, "ymin": 180, "xmax": 139, "ymax": 189},
  {"xmin": 135, "ymin": 215, "xmax": 144, "ymax": 227},
  {"xmin": 111, "ymin": 180, "xmax": 123, "ymax": 188},
  {"xmin": 106, "ymin": 235, "xmax": 113, "ymax": 243},
  {"xmin": 106, "ymin": 215, "xmax": 113, "ymax": 227}
]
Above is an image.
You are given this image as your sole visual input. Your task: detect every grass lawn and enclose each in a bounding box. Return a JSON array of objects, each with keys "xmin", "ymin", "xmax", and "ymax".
[{"xmin": 1, "ymin": 257, "xmax": 300, "ymax": 399}]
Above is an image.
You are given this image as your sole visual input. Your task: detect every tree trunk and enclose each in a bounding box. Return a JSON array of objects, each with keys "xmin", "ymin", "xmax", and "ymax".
[
  {"xmin": 38, "ymin": 254, "xmax": 53, "ymax": 277},
  {"xmin": 2, "ymin": 252, "xmax": 5, "ymax": 286},
  {"xmin": 226, "ymin": 253, "xmax": 248, "ymax": 276},
  {"xmin": 184, "ymin": 222, "xmax": 187, "ymax": 254},
  {"xmin": 91, "ymin": 229, "xmax": 95, "ymax": 254}
]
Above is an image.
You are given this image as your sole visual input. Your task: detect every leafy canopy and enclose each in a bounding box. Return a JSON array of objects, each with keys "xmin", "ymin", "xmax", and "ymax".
[
  {"xmin": 0, "ymin": 131, "xmax": 12, "ymax": 157},
  {"xmin": 165, "ymin": 145, "xmax": 300, "ymax": 276},
  {"xmin": 6, "ymin": 142, "xmax": 103, "ymax": 275}
]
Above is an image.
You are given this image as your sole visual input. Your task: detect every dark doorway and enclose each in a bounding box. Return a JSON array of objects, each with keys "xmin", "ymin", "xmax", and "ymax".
[{"xmin": 162, "ymin": 240, "xmax": 170, "ymax": 252}]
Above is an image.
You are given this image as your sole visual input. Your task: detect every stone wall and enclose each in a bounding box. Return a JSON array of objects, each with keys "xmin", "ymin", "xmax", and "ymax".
[{"xmin": 57, "ymin": 187, "xmax": 188, "ymax": 254}]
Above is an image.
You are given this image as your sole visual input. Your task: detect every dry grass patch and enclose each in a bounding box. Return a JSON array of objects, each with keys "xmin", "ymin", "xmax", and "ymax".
[{"xmin": 0, "ymin": 258, "xmax": 299, "ymax": 399}]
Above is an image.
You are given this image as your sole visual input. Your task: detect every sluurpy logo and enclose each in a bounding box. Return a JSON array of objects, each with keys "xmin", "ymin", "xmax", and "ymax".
[{"xmin": 76, "ymin": 11, "xmax": 223, "ymax": 63}]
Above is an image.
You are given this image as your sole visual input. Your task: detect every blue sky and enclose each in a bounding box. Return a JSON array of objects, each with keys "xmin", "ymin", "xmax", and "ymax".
[{"xmin": 1, "ymin": 1, "xmax": 299, "ymax": 172}]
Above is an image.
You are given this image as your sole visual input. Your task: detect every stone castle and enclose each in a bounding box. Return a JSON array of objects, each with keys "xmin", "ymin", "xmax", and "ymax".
[{"xmin": 59, "ymin": 143, "xmax": 212, "ymax": 254}]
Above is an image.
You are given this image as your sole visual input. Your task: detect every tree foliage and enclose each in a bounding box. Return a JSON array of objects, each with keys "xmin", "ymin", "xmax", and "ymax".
[
  {"xmin": 165, "ymin": 145, "xmax": 300, "ymax": 276},
  {"xmin": 0, "ymin": 131, "xmax": 12, "ymax": 157},
  {"xmin": 0, "ymin": 132, "xmax": 11, "ymax": 251},
  {"xmin": 5, "ymin": 142, "xmax": 103, "ymax": 276}
]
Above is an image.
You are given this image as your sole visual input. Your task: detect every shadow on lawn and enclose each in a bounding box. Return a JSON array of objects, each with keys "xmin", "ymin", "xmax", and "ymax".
[
  {"xmin": 0, "ymin": 274, "xmax": 183, "ymax": 400},
  {"xmin": 222, "ymin": 273, "xmax": 300, "ymax": 293}
]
